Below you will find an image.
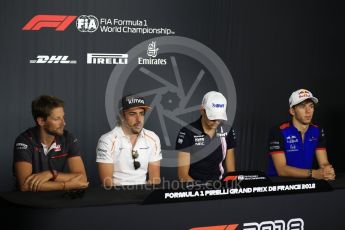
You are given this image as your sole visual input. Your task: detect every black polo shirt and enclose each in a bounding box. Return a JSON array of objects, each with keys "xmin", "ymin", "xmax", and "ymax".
[
  {"xmin": 175, "ymin": 117, "xmax": 236, "ymax": 181},
  {"xmin": 13, "ymin": 127, "xmax": 81, "ymax": 174}
]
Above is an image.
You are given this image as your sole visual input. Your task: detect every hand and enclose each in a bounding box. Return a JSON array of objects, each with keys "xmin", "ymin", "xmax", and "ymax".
[
  {"xmin": 311, "ymin": 169, "xmax": 324, "ymax": 180},
  {"xmin": 322, "ymin": 165, "xmax": 336, "ymax": 180},
  {"xmin": 65, "ymin": 174, "xmax": 89, "ymax": 190},
  {"xmin": 24, "ymin": 171, "xmax": 53, "ymax": 192},
  {"xmin": 312, "ymin": 166, "xmax": 335, "ymax": 180}
]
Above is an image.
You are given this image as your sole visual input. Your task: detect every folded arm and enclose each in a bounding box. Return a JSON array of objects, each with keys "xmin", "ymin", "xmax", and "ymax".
[{"xmin": 15, "ymin": 156, "xmax": 88, "ymax": 192}]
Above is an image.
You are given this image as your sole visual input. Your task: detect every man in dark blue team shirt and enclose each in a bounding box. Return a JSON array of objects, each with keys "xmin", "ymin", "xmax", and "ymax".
[
  {"xmin": 13, "ymin": 95, "xmax": 89, "ymax": 191},
  {"xmin": 267, "ymin": 89, "xmax": 335, "ymax": 180},
  {"xmin": 175, "ymin": 91, "xmax": 236, "ymax": 182}
]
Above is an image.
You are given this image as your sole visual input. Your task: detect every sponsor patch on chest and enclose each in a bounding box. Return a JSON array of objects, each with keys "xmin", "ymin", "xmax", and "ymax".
[
  {"xmin": 194, "ymin": 135, "xmax": 205, "ymax": 146},
  {"xmin": 54, "ymin": 144, "xmax": 61, "ymax": 152},
  {"xmin": 286, "ymin": 135, "xmax": 298, "ymax": 144}
]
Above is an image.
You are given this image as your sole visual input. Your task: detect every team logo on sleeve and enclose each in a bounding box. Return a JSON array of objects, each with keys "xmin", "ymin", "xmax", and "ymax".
[
  {"xmin": 96, "ymin": 147, "xmax": 109, "ymax": 161},
  {"xmin": 321, "ymin": 128, "xmax": 325, "ymax": 137},
  {"xmin": 177, "ymin": 131, "xmax": 186, "ymax": 144},
  {"xmin": 16, "ymin": 143, "xmax": 28, "ymax": 150},
  {"xmin": 97, "ymin": 148, "xmax": 107, "ymax": 153},
  {"xmin": 269, "ymin": 141, "xmax": 280, "ymax": 151}
]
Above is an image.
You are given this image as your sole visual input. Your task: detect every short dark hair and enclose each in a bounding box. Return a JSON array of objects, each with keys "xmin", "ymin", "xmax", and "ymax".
[{"xmin": 31, "ymin": 95, "xmax": 64, "ymax": 122}]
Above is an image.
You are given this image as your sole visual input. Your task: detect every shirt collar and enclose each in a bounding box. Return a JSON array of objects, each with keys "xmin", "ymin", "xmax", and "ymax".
[
  {"xmin": 290, "ymin": 120, "xmax": 311, "ymax": 134},
  {"xmin": 193, "ymin": 116, "xmax": 224, "ymax": 135}
]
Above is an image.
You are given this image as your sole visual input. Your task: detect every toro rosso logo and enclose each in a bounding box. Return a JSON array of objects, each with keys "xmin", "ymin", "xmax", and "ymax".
[{"xmin": 298, "ymin": 90, "xmax": 311, "ymax": 99}]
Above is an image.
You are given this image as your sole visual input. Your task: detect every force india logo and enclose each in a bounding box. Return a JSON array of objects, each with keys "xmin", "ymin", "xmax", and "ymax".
[{"xmin": 190, "ymin": 218, "xmax": 304, "ymax": 230}]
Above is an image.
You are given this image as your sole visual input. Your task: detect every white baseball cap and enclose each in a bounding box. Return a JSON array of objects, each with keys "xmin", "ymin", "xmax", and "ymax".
[
  {"xmin": 289, "ymin": 89, "xmax": 318, "ymax": 108},
  {"xmin": 202, "ymin": 91, "xmax": 228, "ymax": 120}
]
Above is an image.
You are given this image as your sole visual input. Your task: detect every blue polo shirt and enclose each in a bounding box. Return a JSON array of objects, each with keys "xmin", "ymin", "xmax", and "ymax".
[
  {"xmin": 267, "ymin": 121, "xmax": 326, "ymax": 176},
  {"xmin": 175, "ymin": 117, "xmax": 237, "ymax": 181}
]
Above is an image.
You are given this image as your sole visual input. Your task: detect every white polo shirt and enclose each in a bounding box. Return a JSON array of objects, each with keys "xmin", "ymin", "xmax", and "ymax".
[{"xmin": 96, "ymin": 126, "xmax": 162, "ymax": 185}]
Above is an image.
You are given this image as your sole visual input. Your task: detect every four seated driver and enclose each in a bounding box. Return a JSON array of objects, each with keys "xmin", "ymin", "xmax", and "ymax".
[
  {"xmin": 96, "ymin": 94, "xmax": 162, "ymax": 186},
  {"xmin": 13, "ymin": 95, "xmax": 89, "ymax": 192},
  {"xmin": 267, "ymin": 89, "xmax": 335, "ymax": 180},
  {"xmin": 176, "ymin": 91, "xmax": 237, "ymax": 182}
]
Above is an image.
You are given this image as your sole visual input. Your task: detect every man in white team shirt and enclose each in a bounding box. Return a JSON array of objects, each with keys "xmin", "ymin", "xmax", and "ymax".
[{"xmin": 96, "ymin": 94, "xmax": 162, "ymax": 186}]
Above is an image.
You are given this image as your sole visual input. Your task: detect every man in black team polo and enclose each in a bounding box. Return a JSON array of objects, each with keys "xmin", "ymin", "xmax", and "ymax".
[
  {"xmin": 13, "ymin": 95, "xmax": 89, "ymax": 191},
  {"xmin": 175, "ymin": 91, "xmax": 237, "ymax": 182}
]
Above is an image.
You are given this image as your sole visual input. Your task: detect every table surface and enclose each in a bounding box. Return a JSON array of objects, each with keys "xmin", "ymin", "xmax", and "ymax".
[
  {"xmin": 1, "ymin": 173, "xmax": 344, "ymax": 209},
  {"xmin": 1, "ymin": 175, "xmax": 345, "ymax": 230}
]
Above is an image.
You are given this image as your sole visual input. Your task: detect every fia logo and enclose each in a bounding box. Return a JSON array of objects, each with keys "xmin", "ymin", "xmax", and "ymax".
[
  {"xmin": 76, "ymin": 15, "xmax": 99, "ymax": 32},
  {"xmin": 147, "ymin": 41, "xmax": 159, "ymax": 58}
]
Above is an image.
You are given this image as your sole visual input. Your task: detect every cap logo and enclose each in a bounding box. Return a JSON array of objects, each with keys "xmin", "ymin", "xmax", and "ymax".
[
  {"xmin": 298, "ymin": 90, "xmax": 311, "ymax": 98},
  {"xmin": 212, "ymin": 103, "xmax": 225, "ymax": 108},
  {"xmin": 127, "ymin": 98, "xmax": 144, "ymax": 105}
]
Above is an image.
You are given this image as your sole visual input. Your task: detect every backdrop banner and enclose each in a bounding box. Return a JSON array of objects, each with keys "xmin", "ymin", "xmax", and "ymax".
[{"xmin": 1, "ymin": 0, "xmax": 345, "ymax": 191}]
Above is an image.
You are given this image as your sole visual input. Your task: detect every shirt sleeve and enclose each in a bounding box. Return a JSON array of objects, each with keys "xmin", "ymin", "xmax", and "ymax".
[
  {"xmin": 317, "ymin": 127, "xmax": 327, "ymax": 149},
  {"xmin": 66, "ymin": 132, "xmax": 82, "ymax": 157},
  {"xmin": 175, "ymin": 127, "xmax": 193, "ymax": 153},
  {"xmin": 149, "ymin": 133, "xmax": 162, "ymax": 162},
  {"xmin": 268, "ymin": 126, "xmax": 285, "ymax": 154},
  {"xmin": 226, "ymin": 128, "xmax": 237, "ymax": 149},
  {"xmin": 96, "ymin": 135, "xmax": 115, "ymax": 163},
  {"xmin": 13, "ymin": 135, "xmax": 33, "ymax": 164}
]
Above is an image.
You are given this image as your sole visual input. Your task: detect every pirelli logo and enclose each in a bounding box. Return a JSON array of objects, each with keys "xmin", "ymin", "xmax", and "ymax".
[{"xmin": 87, "ymin": 53, "xmax": 128, "ymax": 65}]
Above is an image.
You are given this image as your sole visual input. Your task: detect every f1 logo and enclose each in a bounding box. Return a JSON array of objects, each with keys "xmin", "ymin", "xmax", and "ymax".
[
  {"xmin": 191, "ymin": 218, "xmax": 304, "ymax": 230},
  {"xmin": 190, "ymin": 224, "xmax": 239, "ymax": 230},
  {"xmin": 22, "ymin": 15, "xmax": 76, "ymax": 31}
]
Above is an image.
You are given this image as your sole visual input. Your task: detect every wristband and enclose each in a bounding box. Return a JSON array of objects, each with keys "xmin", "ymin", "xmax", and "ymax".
[
  {"xmin": 308, "ymin": 169, "xmax": 313, "ymax": 178},
  {"xmin": 51, "ymin": 170, "xmax": 58, "ymax": 181}
]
